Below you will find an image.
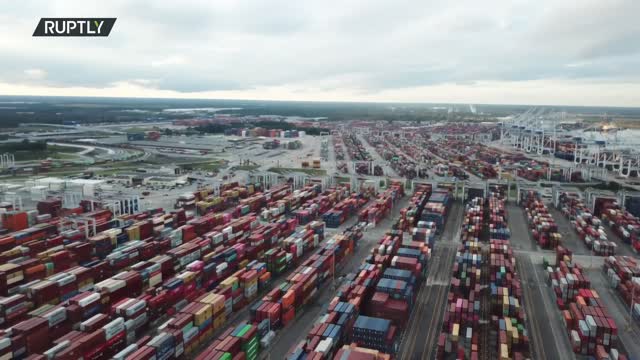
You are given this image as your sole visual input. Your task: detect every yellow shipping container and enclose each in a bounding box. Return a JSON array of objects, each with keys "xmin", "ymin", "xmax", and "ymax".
[
  {"xmin": 200, "ymin": 293, "xmax": 225, "ymax": 313},
  {"xmin": 238, "ymin": 260, "xmax": 249, "ymax": 269},
  {"xmin": 203, "ymin": 252, "xmax": 216, "ymax": 263},
  {"xmin": 213, "ymin": 313, "xmax": 226, "ymax": 330},
  {"xmin": 451, "ymin": 323, "xmax": 459, "ymax": 342},
  {"xmin": 500, "ymin": 344, "xmax": 509, "ymax": 360},
  {"xmin": 178, "ymin": 271, "xmax": 196, "ymax": 284},
  {"xmin": 195, "ymin": 303, "xmax": 212, "ymax": 326},
  {"xmin": 220, "ymin": 276, "xmax": 238, "ymax": 290},
  {"xmin": 512, "ymin": 327, "xmax": 519, "ymax": 344},
  {"xmin": 127, "ymin": 226, "xmax": 140, "ymax": 241}
]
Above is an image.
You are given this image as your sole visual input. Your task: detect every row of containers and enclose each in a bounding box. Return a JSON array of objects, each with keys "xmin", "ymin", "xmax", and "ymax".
[
  {"xmin": 0, "ymin": 182, "xmax": 307, "ymax": 298},
  {"xmin": 176, "ymin": 182, "xmax": 265, "ymax": 216},
  {"xmin": 558, "ymin": 192, "xmax": 618, "ymax": 256},
  {"xmin": 425, "ymin": 139, "xmax": 498, "ymax": 180},
  {"xmin": 422, "ymin": 134, "xmax": 586, "ymax": 183},
  {"xmin": 547, "ymin": 247, "xmax": 629, "ymax": 359},
  {"xmin": 342, "ymin": 133, "xmax": 372, "ymax": 162},
  {"xmin": 521, "ymin": 190, "xmax": 563, "ymax": 250},
  {"xmin": 438, "ymin": 194, "xmax": 531, "ymax": 360},
  {"xmin": 383, "ymin": 134, "xmax": 438, "ymax": 179},
  {"xmin": 0, "ymin": 180, "xmax": 382, "ymax": 359},
  {"xmin": 593, "ymin": 197, "xmax": 640, "ymax": 253},
  {"xmin": 366, "ymin": 135, "xmax": 423, "ymax": 180},
  {"xmin": 322, "ymin": 194, "xmax": 370, "ymax": 229},
  {"xmin": 191, "ymin": 183, "xmax": 263, "ymax": 216},
  {"xmin": 332, "ymin": 134, "xmax": 346, "ymax": 162},
  {"xmin": 193, "ymin": 182, "xmax": 406, "ymax": 360},
  {"xmin": 602, "ymin": 256, "xmax": 640, "ymax": 324},
  {"xmin": 395, "ymin": 183, "xmax": 450, "ymax": 245},
  {"xmin": 286, "ymin": 184, "xmax": 433, "ymax": 359}
]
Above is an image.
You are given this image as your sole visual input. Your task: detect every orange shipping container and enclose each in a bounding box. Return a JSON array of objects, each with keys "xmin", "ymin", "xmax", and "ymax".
[{"xmin": 281, "ymin": 290, "xmax": 295, "ymax": 309}]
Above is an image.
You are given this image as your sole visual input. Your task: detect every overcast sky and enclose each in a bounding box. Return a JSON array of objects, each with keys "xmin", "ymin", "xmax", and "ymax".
[{"xmin": 1, "ymin": 0, "xmax": 639, "ymax": 106}]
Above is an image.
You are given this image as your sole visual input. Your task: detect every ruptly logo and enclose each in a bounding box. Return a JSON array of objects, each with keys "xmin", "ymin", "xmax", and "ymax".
[{"xmin": 33, "ymin": 18, "xmax": 116, "ymax": 37}]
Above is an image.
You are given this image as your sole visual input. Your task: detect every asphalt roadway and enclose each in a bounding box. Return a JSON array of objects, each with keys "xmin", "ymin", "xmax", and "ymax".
[
  {"xmin": 395, "ymin": 200, "xmax": 576, "ymax": 360},
  {"xmin": 601, "ymin": 223, "xmax": 638, "ymax": 258},
  {"xmin": 396, "ymin": 201, "xmax": 464, "ymax": 360},
  {"xmin": 507, "ymin": 202, "xmax": 576, "ymax": 360},
  {"xmin": 267, "ymin": 195, "xmax": 412, "ymax": 359},
  {"xmin": 506, "ymin": 203, "xmax": 537, "ymax": 252},
  {"xmin": 549, "ymin": 206, "xmax": 592, "ymax": 256},
  {"xmin": 585, "ymin": 268, "xmax": 640, "ymax": 358},
  {"xmin": 516, "ymin": 253, "xmax": 575, "ymax": 360}
]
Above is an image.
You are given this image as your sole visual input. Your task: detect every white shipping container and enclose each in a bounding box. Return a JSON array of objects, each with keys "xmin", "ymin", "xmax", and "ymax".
[
  {"xmin": 586, "ymin": 315, "xmax": 597, "ymax": 334},
  {"xmin": 610, "ymin": 348, "xmax": 619, "ymax": 360},
  {"xmin": 570, "ymin": 330, "xmax": 581, "ymax": 347},
  {"xmin": 116, "ymin": 298, "xmax": 137, "ymax": 313},
  {"xmin": 125, "ymin": 300, "xmax": 147, "ymax": 317},
  {"xmin": 0, "ymin": 338, "xmax": 11, "ymax": 351},
  {"xmin": 81, "ymin": 314, "xmax": 105, "ymax": 331},
  {"xmin": 44, "ymin": 340, "xmax": 69, "ymax": 359},
  {"xmin": 315, "ymin": 338, "xmax": 333, "ymax": 354},
  {"xmin": 44, "ymin": 307, "xmax": 67, "ymax": 327},
  {"xmin": 174, "ymin": 340, "xmax": 184, "ymax": 357},
  {"xmin": 78, "ymin": 292, "xmax": 101, "ymax": 308},
  {"xmin": 113, "ymin": 344, "xmax": 138, "ymax": 360},
  {"xmin": 149, "ymin": 273, "xmax": 162, "ymax": 288},
  {"xmin": 103, "ymin": 317, "xmax": 125, "ymax": 340},
  {"xmin": 125, "ymin": 312, "xmax": 148, "ymax": 331},
  {"xmin": 107, "ymin": 279, "xmax": 126, "ymax": 293}
]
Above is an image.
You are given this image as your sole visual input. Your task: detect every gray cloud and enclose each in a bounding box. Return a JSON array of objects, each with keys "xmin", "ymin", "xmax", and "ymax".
[{"xmin": 0, "ymin": 0, "xmax": 638, "ymax": 100}]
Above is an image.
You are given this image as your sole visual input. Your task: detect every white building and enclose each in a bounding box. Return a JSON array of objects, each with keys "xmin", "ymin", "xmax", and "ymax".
[{"xmin": 143, "ymin": 175, "xmax": 188, "ymax": 187}]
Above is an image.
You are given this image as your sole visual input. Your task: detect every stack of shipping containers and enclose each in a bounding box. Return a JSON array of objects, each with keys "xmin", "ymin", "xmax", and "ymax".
[
  {"xmin": 521, "ymin": 190, "xmax": 562, "ymax": 249},
  {"xmin": 559, "ymin": 193, "xmax": 617, "ymax": 256},
  {"xmin": 0, "ymin": 179, "xmax": 401, "ymax": 359},
  {"xmin": 597, "ymin": 199, "xmax": 640, "ymax": 253},
  {"xmin": 195, "ymin": 182, "xmax": 405, "ymax": 359},
  {"xmin": 287, "ymin": 183, "xmax": 435, "ymax": 360},
  {"xmin": 438, "ymin": 192, "xmax": 530, "ymax": 360},
  {"xmin": 602, "ymin": 256, "xmax": 640, "ymax": 324},
  {"xmin": 437, "ymin": 196, "xmax": 484, "ymax": 359},
  {"xmin": 546, "ymin": 246, "xmax": 629, "ymax": 358}
]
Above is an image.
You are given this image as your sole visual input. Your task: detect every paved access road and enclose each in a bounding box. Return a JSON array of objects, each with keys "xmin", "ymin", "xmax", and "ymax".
[
  {"xmin": 507, "ymin": 202, "xmax": 576, "ymax": 360},
  {"xmin": 516, "ymin": 254, "xmax": 575, "ymax": 360},
  {"xmin": 356, "ymin": 134, "xmax": 400, "ymax": 178},
  {"xmin": 586, "ymin": 268, "xmax": 640, "ymax": 357},
  {"xmin": 266, "ymin": 195, "xmax": 412, "ymax": 359},
  {"xmin": 507, "ymin": 204, "xmax": 537, "ymax": 251},
  {"xmin": 396, "ymin": 201, "xmax": 464, "ymax": 360},
  {"xmin": 601, "ymin": 223, "xmax": 639, "ymax": 258},
  {"xmin": 549, "ymin": 207, "xmax": 591, "ymax": 256}
]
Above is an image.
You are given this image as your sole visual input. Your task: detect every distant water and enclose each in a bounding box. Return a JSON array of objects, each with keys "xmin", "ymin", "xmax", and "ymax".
[
  {"xmin": 568, "ymin": 129, "xmax": 640, "ymax": 146},
  {"xmin": 162, "ymin": 107, "xmax": 242, "ymax": 113}
]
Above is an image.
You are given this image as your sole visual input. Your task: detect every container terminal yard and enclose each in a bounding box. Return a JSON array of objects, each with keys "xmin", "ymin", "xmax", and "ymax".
[{"xmin": 2, "ymin": 110, "xmax": 640, "ymax": 360}]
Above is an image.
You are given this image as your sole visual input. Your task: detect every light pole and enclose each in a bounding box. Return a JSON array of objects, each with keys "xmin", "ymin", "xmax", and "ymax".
[
  {"xmin": 629, "ymin": 283, "xmax": 636, "ymax": 331},
  {"xmin": 332, "ymin": 248, "xmax": 336, "ymax": 290}
]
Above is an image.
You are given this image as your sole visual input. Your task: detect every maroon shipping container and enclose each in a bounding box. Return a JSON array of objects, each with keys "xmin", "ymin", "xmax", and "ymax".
[{"xmin": 12, "ymin": 317, "xmax": 49, "ymax": 354}]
